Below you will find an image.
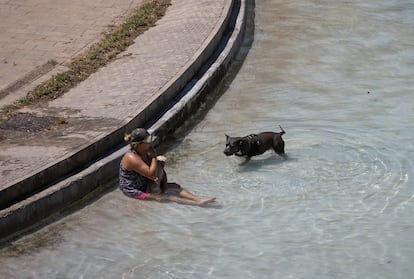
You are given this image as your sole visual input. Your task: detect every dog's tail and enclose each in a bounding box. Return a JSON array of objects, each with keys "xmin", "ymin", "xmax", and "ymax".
[{"xmin": 279, "ymin": 125, "xmax": 285, "ymax": 135}]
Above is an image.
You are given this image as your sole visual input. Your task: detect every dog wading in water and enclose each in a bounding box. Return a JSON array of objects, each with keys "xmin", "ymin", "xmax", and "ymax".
[{"xmin": 224, "ymin": 125, "xmax": 286, "ymax": 160}]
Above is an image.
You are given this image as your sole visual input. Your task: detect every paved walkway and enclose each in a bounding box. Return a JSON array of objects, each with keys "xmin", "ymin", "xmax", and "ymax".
[
  {"xmin": 0, "ymin": 0, "xmax": 250, "ymax": 239},
  {"xmin": 0, "ymin": 0, "xmax": 145, "ymax": 106},
  {"xmin": 0, "ymin": 0, "xmax": 240, "ymax": 219}
]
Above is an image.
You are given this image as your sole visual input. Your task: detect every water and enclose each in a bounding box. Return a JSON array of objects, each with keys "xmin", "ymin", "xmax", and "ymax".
[{"xmin": 1, "ymin": 0, "xmax": 413, "ymax": 278}]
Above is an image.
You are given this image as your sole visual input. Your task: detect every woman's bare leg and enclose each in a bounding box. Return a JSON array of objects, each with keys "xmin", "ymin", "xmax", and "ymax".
[
  {"xmin": 164, "ymin": 183, "xmax": 216, "ymax": 205},
  {"xmin": 164, "ymin": 195, "xmax": 202, "ymax": 205},
  {"xmin": 178, "ymin": 188, "xmax": 216, "ymax": 204},
  {"xmin": 165, "ymin": 194, "xmax": 216, "ymax": 205}
]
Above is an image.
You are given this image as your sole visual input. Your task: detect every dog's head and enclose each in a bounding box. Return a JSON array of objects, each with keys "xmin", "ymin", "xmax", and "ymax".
[
  {"xmin": 224, "ymin": 135, "xmax": 252, "ymax": 156},
  {"xmin": 224, "ymin": 135, "xmax": 241, "ymax": 156}
]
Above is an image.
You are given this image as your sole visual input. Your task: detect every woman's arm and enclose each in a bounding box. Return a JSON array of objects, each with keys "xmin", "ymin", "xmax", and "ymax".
[{"xmin": 122, "ymin": 152, "xmax": 158, "ymax": 181}]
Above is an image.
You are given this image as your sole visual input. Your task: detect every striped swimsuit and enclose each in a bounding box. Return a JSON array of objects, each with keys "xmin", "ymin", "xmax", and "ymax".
[{"xmin": 119, "ymin": 149, "xmax": 150, "ymax": 199}]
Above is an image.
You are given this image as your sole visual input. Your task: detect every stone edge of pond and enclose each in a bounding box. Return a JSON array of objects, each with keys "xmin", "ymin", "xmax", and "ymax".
[{"xmin": 0, "ymin": 0, "xmax": 250, "ymax": 242}]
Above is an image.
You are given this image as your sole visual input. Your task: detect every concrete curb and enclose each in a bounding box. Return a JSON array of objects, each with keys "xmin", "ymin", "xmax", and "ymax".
[
  {"xmin": 0, "ymin": 0, "xmax": 250, "ymax": 241},
  {"xmin": 1, "ymin": 0, "xmax": 234, "ymax": 210}
]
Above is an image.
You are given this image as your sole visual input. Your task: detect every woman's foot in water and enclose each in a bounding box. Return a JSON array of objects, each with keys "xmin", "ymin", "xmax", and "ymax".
[{"xmin": 198, "ymin": 197, "xmax": 217, "ymax": 205}]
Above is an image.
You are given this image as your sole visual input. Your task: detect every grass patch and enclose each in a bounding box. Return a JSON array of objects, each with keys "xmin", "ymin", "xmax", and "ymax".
[{"xmin": 1, "ymin": 0, "xmax": 171, "ymax": 119}]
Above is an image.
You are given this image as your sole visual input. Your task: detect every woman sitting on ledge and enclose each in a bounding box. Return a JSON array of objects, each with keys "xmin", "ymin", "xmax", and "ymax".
[{"xmin": 119, "ymin": 128, "xmax": 217, "ymax": 205}]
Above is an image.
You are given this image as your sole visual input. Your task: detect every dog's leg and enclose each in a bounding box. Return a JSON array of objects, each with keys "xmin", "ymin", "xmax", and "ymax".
[{"xmin": 238, "ymin": 156, "xmax": 251, "ymax": 166}]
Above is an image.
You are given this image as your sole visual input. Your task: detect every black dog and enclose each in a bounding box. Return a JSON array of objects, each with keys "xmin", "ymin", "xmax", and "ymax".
[{"xmin": 224, "ymin": 126, "xmax": 286, "ymax": 158}]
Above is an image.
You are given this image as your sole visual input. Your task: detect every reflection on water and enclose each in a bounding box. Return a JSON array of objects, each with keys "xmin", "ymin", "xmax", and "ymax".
[{"xmin": 1, "ymin": 0, "xmax": 414, "ymax": 278}]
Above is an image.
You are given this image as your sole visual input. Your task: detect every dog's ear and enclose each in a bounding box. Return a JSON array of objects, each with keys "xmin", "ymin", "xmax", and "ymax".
[{"xmin": 225, "ymin": 134, "xmax": 230, "ymax": 141}]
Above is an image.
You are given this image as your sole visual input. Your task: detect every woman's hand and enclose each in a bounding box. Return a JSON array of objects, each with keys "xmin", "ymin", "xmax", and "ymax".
[{"xmin": 156, "ymin": 155, "xmax": 167, "ymax": 162}]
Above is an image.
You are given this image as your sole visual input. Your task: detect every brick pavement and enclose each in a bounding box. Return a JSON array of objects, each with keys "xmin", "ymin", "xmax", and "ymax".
[
  {"xmin": 0, "ymin": 0, "xmax": 145, "ymax": 106},
  {"xmin": 0, "ymin": 0, "xmax": 234, "ymax": 194}
]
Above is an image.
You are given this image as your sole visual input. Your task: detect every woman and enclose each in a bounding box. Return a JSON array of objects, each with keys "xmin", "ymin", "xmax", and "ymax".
[{"xmin": 119, "ymin": 128, "xmax": 217, "ymax": 205}]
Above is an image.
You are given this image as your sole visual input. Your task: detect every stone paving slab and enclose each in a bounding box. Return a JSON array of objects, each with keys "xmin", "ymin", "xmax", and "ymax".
[
  {"xmin": 0, "ymin": 0, "xmax": 145, "ymax": 106},
  {"xmin": 0, "ymin": 0, "xmax": 232, "ymax": 195}
]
